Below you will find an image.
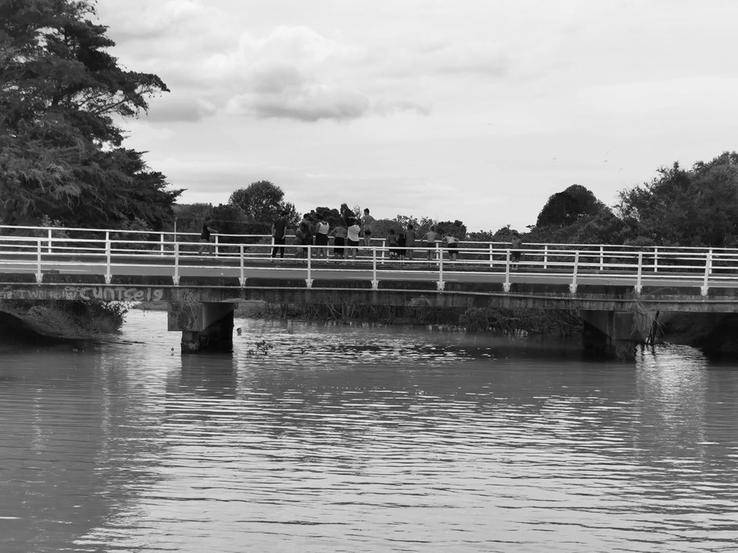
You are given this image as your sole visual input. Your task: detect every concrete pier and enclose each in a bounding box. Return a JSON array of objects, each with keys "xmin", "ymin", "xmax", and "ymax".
[
  {"xmin": 581, "ymin": 310, "xmax": 648, "ymax": 361},
  {"xmin": 167, "ymin": 301, "xmax": 235, "ymax": 353}
]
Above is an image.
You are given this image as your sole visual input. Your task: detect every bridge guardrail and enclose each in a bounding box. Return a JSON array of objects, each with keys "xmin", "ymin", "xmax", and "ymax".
[{"xmin": 1, "ymin": 224, "xmax": 734, "ymax": 297}]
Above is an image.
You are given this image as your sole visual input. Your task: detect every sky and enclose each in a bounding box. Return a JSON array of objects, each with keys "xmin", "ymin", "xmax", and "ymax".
[{"xmin": 95, "ymin": 0, "xmax": 738, "ymax": 232}]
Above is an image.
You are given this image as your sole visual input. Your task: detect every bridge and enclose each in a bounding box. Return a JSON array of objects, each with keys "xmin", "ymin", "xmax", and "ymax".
[{"xmin": 2, "ymin": 224, "xmax": 738, "ymax": 359}]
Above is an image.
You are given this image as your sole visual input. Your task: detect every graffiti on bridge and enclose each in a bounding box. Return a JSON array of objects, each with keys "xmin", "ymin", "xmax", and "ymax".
[{"xmin": 0, "ymin": 286, "xmax": 166, "ymax": 302}]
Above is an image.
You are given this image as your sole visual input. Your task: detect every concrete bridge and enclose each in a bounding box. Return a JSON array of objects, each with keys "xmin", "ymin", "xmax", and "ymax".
[{"xmin": 2, "ymin": 224, "xmax": 738, "ymax": 359}]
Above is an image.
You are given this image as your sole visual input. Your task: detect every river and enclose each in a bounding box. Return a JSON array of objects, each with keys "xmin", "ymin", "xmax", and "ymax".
[{"xmin": 1, "ymin": 309, "xmax": 737, "ymax": 552}]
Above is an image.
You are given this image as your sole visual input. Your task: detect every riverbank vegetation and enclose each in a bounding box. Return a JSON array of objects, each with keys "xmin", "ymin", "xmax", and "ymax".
[{"xmin": 0, "ymin": 299, "xmax": 128, "ymax": 342}]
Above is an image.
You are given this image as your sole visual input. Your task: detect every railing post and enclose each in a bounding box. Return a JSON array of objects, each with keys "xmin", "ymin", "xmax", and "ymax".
[
  {"xmin": 634, "ymin": 251, "xmax": 643, "ymax": 295},
  {"xmin": 47, "ymin": 228, "xmax": 52, "ymax": 254},
  {"xmin": 239, "ymin": 244, "xmax": 246, "ymax": 287},
  {"xmin": 503, "ymin": 250, "xmax": 511, "ymax": 292},
  {"xmin": 543, "ymin": 245, "xmax": 548, "ymax": 269},
  {"xmin": 35, "ymin": 239, "xmax": 43, "ymax": 283},
  {"xmin": 435, "ymin": 242, "xmax": 440, "ymax": 266},
  {"xmin": 371, "ymin": 247, "xmax": 379, "ymax": 289},
  {"xmin": 214, "ymin": 234, "xmax": 220, "ymax": 257},
  {"xmin": 436, "ymin": 248, "xmax": 445, "ymax": 290},
  {"xmin": 305, "ymin": 245, "xmax": 313, "ymax": 288},
  {"xmin": 599, "ymin": 246, "xmax": 604, "ymax": 271},
  {"xmin": 701, "ymin": 249, "xmax": 712, "ymax": 296},
  {"xmin": 105, "ymin": 232, "xmax": 112, "ymax": 284},
  {"xmin": 380, "ymin": 238, "xmax": 386, "ymax": 263},
  {"xmin": 569, "ymin": 251, "xmax": 579, "ymax": 294},
  {"xmin": 653, "ymin": 246, "xmax": 659, "ymax": 273},
  {"xmin": 172, "ymin": 242, "xmax": 180, "ymax": 285},
  {"xmin": 159, "ymin": 233, "xmax": 165, "ymax": 256},
  {"xmin": 489, "ymin": 243, "xmax": 494, "ymax": 269}
]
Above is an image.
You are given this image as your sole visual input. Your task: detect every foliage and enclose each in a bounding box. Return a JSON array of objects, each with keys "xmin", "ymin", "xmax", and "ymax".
[
  {"xmin": 172, "ymin": 203, "xmax": 213, "ymax": 234},
  {"xmin": 435, "ymin": 220, "xmax": 467, "ymax": 239},
  {"xmin": 305, "ymin": 206, "xmax": 344, "ymax": 228},
  {"xmin": 0, "ymin": 0, "xmax": 180, "ymax": 228},
  {"xmin": 527, "ymin": 209, "xmax": 628, "ymax": 244},
  {"xmin": 209, "ymin": 203, "xmax": 254, "ymax": 236},
  {"xmin": 617, "ymin": 153, "xmax": 738, "ymax": 247},
  {"xmin": 228, "ymin": 181, "xmax": 298, "ymax": 225},
  {"xmin": 468, "ymin": 225, "xmax": 525, "ymax": 242},
  {"xmin": 536, "ymin": 184, "xmax": 605, "ymax": 228}
]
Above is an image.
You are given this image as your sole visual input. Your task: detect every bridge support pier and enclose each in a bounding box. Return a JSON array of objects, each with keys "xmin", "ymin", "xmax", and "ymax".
[
  {"xmin": 167, "ymin": 301, "xmax": 235, "ymax": 354},
  {"xmin": 581, "ymin": 310, "xmax": 645, "ymax": 362}
]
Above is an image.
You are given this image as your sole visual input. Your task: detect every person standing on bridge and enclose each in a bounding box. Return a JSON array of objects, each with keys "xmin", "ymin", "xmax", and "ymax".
[
  {"xmin": 404, "ymin": 224, "xmax": 416, "ymax": 260},
  {"xmin": 271, "ymin": 210, "xmax": 288, "ymax": 259},
  {"xmin": 315, "ymin": 216, "xmax": 330, "ymax": 258},
  {"xmin": 444, "ymin": 231, "xmax": 459, "ymax": 260},
  {"xmin": 423, "ymin": 226, "xmax": 438, "ymax": 261},
  {"xmin": 198, "ymin": 220, "xmax": 217, "ymax": 255},
  {"xmin": 296, "ymin": 215, "xmax": 314, "ymax": 258},
  {"xmin": 361, "ymin": 208, "xmax": 375, "ymax": 248},
  {"xmin": 347, "ymin": 218, "xmax": 361, "ymax": 259},
  {"xmin": 510, "ymin": 232, "xmax": 522, "ymax": 270},
  {"xmin": 331, "ymin": 222, "xmax": 347, "ymax": 258}
]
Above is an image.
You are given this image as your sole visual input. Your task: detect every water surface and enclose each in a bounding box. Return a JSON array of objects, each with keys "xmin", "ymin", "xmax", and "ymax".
[{"xmin": 1, "ymin": 310, "xmax": 737, "ymax": 552}]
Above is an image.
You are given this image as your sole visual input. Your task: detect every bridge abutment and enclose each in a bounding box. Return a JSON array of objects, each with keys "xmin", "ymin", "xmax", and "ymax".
[
  {"xmin": 167, "ymin": 301, "xmax": 235, "ymax": 354},
  {"xmin": 581, "ymin": 310, "xmax": 647, "ymax": 361}
]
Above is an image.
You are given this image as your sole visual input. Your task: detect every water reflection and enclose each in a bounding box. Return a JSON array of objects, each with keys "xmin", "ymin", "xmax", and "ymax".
[{"xmin": 1, "ymin": 311, "xmax": 738, "ymax": 552}]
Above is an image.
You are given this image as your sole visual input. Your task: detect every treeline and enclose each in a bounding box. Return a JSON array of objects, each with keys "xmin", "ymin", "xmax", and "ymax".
[
  {"xmin": 177, "ymin": 150, "xmax": 738, "ymax": 251},
  {"xmin": 523, "ymin": 152, "xmax": 738, "ymax": 248}
]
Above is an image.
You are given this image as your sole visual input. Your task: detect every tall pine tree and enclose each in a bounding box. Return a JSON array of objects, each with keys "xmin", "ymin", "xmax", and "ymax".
[{"xmin": 0, "ymin": 0, "xmax": 180, "ymax": 228}]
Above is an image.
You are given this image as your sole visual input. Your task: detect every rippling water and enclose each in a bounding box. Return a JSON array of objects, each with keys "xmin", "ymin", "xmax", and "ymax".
[{"xmin": 1, "ymin": 309, "xmax": 738, "ymax": 552}]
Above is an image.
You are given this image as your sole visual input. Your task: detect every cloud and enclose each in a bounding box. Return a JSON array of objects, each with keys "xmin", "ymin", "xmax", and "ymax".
[
  {"xmin": 101, "ymin": 4, "xmax": 428, "ymax": 124},
  {"xmin": 228, "ymin": 80, "xmax": 370, "ymax": 122},
  {"xmin": 145, "ymin": 97, "xmax": 218, "ymax": 123},
  {"xmin": 373, "ymin": 100, "xmax": 431, "ymax": 117}
]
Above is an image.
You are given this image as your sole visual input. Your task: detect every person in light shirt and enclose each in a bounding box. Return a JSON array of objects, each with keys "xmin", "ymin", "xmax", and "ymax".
[
  {"xmin": 314, "ymin": 216, "xmax": 329, "ymax": 258},
  {"xmin": 444, "ymin": 232, "xmax": 459, "ymax": 260},
  {"xmin": 347, "ymin": 218, "xmax": 361, "ymax": 260}
]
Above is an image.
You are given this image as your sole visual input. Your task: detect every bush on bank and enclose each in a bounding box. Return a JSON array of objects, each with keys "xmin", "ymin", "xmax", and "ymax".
[{"xmin": 0, "ymin": 300, "xmax": 129, "ymax": 341}]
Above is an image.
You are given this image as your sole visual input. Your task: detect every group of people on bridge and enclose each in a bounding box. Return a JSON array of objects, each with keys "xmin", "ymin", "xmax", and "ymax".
[{"xmin": 270, "ymin": 208, "xmax": 460, "ymax": 261}]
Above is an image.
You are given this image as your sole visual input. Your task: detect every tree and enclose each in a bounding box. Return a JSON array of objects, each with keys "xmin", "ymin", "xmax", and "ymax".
[
  {"xmin": 536, "ymin": 184, "xmax": 605, "ymax": 228},
  {"xmin": 210, "ymin": 204, "xmax": 250, "ymax": 237},
  {"xmin": 172, "ymin": 203, "xmax": 213, "ymax": 234},
  {"xmin": 0, "ymin": 0, "xmax": 180, "ymax": 228},
  {"xmin": 228, "ymin": 181, "xmax": 297, "ymax": 225},
  {"xmin": 435, "ymin": 220, "xmax": 467, "ymax": 239},
  {"xmin": 617, "ymin": 153, "xmax": 738, "ymax": 247},
  {"xmin": 305, "ymin": 206, "xmax": 343, "ymax": 228}
]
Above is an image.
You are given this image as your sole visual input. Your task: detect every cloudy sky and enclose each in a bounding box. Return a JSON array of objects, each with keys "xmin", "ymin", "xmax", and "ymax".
[{"xmin": 96, "ymin": 0, "xmax": 738, "ymax": 231}]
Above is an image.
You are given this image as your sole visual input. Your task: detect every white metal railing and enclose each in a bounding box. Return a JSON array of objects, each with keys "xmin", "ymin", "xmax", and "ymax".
[{"xmin": 2, "ymin": 225, "xmax": 738, "ymax": 297}]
